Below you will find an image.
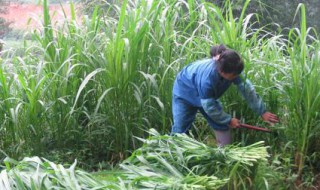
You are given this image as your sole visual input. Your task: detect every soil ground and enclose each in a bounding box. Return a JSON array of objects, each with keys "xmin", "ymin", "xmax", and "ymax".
[{"xmin": 0, "ymin": 3, "xmax": 79, "ymax": 30}]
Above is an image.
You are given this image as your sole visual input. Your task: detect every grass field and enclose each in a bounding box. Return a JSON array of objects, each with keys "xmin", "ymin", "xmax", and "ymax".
[{"xmin": 0, "ymin": 0, "xmax": 320, "ymax": 189}]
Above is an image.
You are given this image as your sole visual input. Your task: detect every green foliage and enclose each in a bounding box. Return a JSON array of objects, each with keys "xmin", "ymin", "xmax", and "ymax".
[
  {"xmin": 0, "ymin": 132, "xmax": 283, "ymax": 189},
  {"xmin": 283, "ymin": 3, "xmax": 320, "ymax": 182},
  {"xmin": 120, "ymin": 129, "xmax": 281, "ymax": 189},
  {"xmin": 0, "ymin": 0, "xmax": 11, "ymax": 38},
  {"xmin": 0, "ymin": 156, "xmax": 122, "ymax": 189},
  {"xmin": 0, "ymin": 0, "xmax": 320, "ymax": 188}
]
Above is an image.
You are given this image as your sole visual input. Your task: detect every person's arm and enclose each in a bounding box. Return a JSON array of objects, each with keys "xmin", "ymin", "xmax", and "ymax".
[
  {"xmin": 236, "ymin": 77, "xmax": 279, "ymax": 124},
  {"xmin": 200, "ymin": 98, "xmax": 239, "ymax": 127},
  {"xmin": 235, "ymin": 77, "xmax": 266, "ymax": 116},
  {"xmin": 201, "ymin": 98, "xmax": 231, "ymax": 125}
]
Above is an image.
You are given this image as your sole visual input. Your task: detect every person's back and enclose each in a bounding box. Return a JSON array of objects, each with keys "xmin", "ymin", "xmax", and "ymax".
[{"xmin": 173, "ymin": 58, "xmax": 239, "ymax": 107}]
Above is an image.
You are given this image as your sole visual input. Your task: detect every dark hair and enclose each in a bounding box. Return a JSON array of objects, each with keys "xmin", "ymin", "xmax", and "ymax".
[
  {"xmin": 217, "ymin": 49, "xmax": 244, "ymax": 74},
  {"xmin": 210, "ymin": 44, "xmax": 227, "ymax": 57}
]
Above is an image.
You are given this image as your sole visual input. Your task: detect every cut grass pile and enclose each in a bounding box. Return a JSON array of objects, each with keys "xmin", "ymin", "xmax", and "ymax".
[
  {"xmin": 120, "ymin": 129, "xmax": 269, "ymax": 189},
  {"xmin": 0, "ymin": 129, "xmax": 271, "ymax": 189}
]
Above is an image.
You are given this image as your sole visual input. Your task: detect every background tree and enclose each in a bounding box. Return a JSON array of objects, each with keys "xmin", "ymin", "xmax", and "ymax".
[
  {"xmin": 80, "ymin": 0, "xmax": 319, "ymax": 35},
  {"xmin": 208, "ymin": 0, "xmax": 319, "ymax": 34}
]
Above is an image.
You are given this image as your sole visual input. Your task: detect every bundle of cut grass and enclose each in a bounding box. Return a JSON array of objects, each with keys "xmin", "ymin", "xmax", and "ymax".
[
  {"xmin": 120, "ymin": 129, "xmax": 269, "ymax": 189},
  {"xmin": 0, "ymin": 157, "xmax": 121, "ymax": 190}
]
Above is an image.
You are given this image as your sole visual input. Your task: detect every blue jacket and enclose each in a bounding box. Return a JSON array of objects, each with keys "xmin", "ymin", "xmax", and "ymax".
[{"xmin": 173, "ymin": 58, "xmax": 266, "ymax": 125}]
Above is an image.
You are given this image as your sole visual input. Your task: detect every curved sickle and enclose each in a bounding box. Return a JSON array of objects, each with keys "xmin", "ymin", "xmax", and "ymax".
[{"xmin": 239, "ymin": 123, "xmax": 272, "ymax": 133}]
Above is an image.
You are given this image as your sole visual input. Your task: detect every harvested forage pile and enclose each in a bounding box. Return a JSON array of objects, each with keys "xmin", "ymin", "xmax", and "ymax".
[
  {"xmin": 0, "ymin": 157, "xmax": 120, "ymax": 190},
  {"xmin": 120, "ymin": 129, "xmax": 269, "ymax": 189}
]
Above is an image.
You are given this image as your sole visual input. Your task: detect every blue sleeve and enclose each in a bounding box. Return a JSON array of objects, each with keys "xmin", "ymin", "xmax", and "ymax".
[
  {"xmin": 236, "ymin": 77, "xmax": 266, "ymax": 116},
  {"xmin": 200, "ymin": 98, "xmax": 232, "ymax": 125}
]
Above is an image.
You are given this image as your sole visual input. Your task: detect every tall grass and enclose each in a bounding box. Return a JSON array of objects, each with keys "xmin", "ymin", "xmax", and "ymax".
[
  {"xmin": 0, "ymin": 0, "xmax": 280, "ymax": 160},
  {"xmin": 2, "ymin": 0, "xmax": 188, "ymax": 164},
  {"xmin": 283, "ymin": 4, "xmax": 320, "ymax": 183}
]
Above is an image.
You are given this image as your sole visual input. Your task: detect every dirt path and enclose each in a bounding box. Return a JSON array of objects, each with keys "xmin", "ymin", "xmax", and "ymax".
[{"xmin": 0, "ymin": 3, "xmax": 80, "ymax": 30}]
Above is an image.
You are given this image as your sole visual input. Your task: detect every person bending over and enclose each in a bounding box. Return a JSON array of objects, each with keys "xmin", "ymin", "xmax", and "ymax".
[{"xmin": 171, "ymin": 44, "xmax": 278, "ymax": 146}]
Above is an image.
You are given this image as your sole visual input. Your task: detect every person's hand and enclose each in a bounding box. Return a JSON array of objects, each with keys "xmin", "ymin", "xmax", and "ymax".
[
  {"xmin": 261, "ymin": 112, "xmax": 279, "ymax": 125},
  {"xmin": 229, "ymin": 118, "xmax": 240, "ymax": 128}
]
